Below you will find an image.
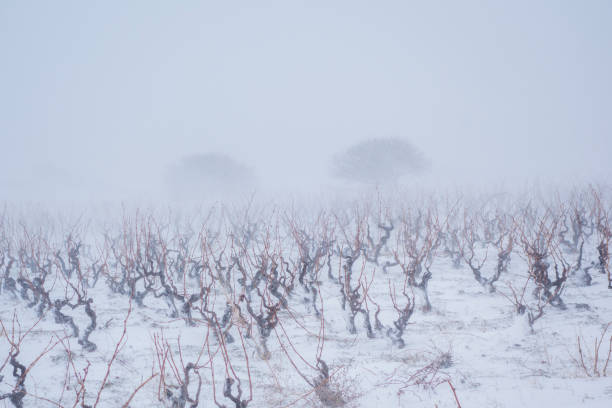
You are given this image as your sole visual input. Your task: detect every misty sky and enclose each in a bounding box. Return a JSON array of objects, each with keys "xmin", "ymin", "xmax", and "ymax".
[{"xmin": 1, "ymin": 1, "xmax": 611, "ymax": 201}]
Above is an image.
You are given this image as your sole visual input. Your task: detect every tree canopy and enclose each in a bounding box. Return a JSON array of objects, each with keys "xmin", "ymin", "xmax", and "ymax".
[
  {"xmin": 331, "ymin": 138, "xmax": 429, "ymax": 184},
  {"xmin": 165, "ymin": 153, "xmax": 254, "ymax": 198}
]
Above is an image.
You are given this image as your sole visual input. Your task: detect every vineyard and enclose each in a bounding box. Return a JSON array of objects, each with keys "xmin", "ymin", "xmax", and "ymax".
[{"xmin": 0, "ymin": 187, "xmax": 610, "ymax": 407}]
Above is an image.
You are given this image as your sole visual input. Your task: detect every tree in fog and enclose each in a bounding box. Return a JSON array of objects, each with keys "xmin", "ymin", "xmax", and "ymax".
[
  {"xmin": 331, "ymin": 138, "xmax": 429, "ymax": 184},
  {"xmin": 165, "ymin": 153, "xmax": 255, "ymax": 199}
]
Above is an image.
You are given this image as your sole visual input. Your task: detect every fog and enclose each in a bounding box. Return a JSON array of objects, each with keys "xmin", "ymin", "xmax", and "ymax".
[{"xmin": 1, "ymin": 1, "xmax": 611, "ymax": 204}]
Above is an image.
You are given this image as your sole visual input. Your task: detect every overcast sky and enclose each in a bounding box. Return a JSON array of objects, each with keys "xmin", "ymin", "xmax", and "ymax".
[{"xmin": 1, "ymin": 1, "xmax": 611, "ymax": 201}]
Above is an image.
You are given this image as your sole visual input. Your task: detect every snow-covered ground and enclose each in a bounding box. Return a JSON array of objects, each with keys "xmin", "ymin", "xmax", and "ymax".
[{"xmin": 0, "ymin": 191, "xmax": 610, "ymax": 408}]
